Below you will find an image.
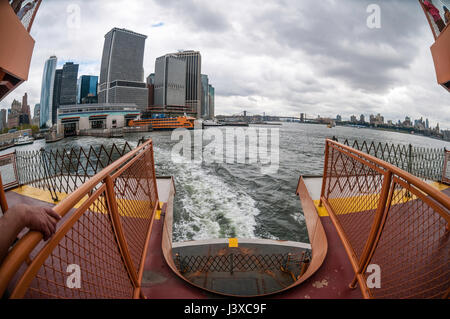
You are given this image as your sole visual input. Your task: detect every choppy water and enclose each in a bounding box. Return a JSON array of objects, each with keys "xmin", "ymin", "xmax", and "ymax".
[{"xmin": 2, "ymin": 123, "xmax": 449, "ymax": 243}]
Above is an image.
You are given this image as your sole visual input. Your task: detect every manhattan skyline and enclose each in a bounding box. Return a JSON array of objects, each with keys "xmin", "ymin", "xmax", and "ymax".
[{"xmin": 0, "ymin": 0, "xmax": 449, "ymax": 129}]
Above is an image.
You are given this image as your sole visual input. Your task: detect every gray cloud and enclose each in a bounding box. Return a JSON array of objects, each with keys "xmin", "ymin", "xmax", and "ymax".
[
  {"xmin": 153, "ymin": 0, "xmax": 230, "ymax": 32},
  {"xmin": 246, "ymin": 0, "xmax": 424, "ymax": 92}
]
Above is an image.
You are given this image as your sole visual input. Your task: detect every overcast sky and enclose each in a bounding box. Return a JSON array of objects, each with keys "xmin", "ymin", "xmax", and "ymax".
[{"xmin": 2, "ymin": 0, "xmax": 450, "ymax": 129}]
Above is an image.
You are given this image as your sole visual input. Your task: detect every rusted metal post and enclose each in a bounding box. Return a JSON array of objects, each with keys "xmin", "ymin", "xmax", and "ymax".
[
  {"xmin": 407, "ymin": 144, "xmax": 413, "ymax": 175},
  {"xmin": 12, "ymin": 151, "xmax": 19, "ymax": 188},
  {"xmin": 349, "ymin": 171, "xmax": 392, "ymax": 289},
  {"xmin": 40, "ymin": 149, "xmax": 59, "ymax": 202},
  {"xmin": 105, "ymin": 176, "xmax": 139, "ymax": 289},
  {"xmin": 319, "ymin": 140, "xmax": 330, "ymax": 207}
]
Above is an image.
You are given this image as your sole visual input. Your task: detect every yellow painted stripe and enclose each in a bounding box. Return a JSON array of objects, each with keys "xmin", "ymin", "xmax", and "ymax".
[
  {"xmin": 12, "ymin": 185, "xmax": 85, "ymax": 207},
  {"xmin": 12, "ymin": 185, "xmax": 156, "ymax": 218},
  {"xmin": 155, "ymin": 202, "xmax": 165, "ymax": 220},
  {"xmin": 313, "ymin": 181, "xmax": 449, "ymax": 218},
  {"xmin": 430, "ymin": 181, "xmax": 450, "ymax": 192},
  {"xmin": 229, "ymin": 238, "xmax": 238, "ymax": 248},
  {"xmin": 313, "ymin": 200, "xmax": 330, "ymax": 217}
]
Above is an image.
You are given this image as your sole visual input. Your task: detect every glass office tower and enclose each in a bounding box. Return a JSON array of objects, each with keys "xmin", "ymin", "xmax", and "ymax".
[
  {"xmin": 59, "ymin": 62, "xmax": 79, "ymax": 106},
  {"xmin": 39, "ymin": 56, "xmax": 57, "ymax": 128},
  {"xmin": 172, "ymin": 50, "xmax": 202, "ymax": 118},
  {"xmin": 201, "ymin": 74, "xmax": 209, "ymax": 119},
  {"xmin": 98, "ymin": 28, "xmax": 148, "ymax": 109},
  {"xmin": 78, "ymin": 75, "xmax": 98, "ymax": 103}
]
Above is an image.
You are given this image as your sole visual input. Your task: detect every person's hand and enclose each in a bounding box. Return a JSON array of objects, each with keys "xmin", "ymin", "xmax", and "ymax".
[{"xmin": 8, "ymin": 204, "xmax": 61, "ymax": 241}]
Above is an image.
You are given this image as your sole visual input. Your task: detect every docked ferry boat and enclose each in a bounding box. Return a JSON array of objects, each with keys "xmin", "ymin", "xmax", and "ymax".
[{"xmin": 129, "ymin": 116, "xmax": 196, "ymax": 131}]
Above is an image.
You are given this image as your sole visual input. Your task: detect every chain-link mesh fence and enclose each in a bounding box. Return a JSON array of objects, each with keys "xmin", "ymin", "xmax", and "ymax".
[
  {"xmin": 14, "ymin": 142, "xmax": 133, "ymax": 200},
  {"xmin": 2, "ymin": 140, "xmax": 158, "ymax": 299},
  {"xmin": 175, "ymin": 251, "xmax": 311, "ymax": 276},
  {"xmin": 0, "ymin": 153, "xmax": 19, "ymax": 191},
  {"xmin": 337, "ymin": 139, "xmax": 446, "ymax": 182}
]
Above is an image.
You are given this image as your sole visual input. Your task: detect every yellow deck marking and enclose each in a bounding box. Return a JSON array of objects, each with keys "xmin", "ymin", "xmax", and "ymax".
[
  {"xmin": 430, "ymin": 181, "xmax": 450, "ymax": 192},
  {"xmin": 312, "ymin": 181, "xmax": 449, "ymax": 218},
  {"xmin": 313, "ymin": 201, "xmax": 330, "ymax": 217},
  {"xmin": 155, "ymin": 202, "xmax": 165, "ymax": 220},
  {"xmin": 12, "ymin": 185, "xmax": 156, "ymax": 218},
  {"xmin": 229, "ymin": 238, "xmax": 238, "ymax": 248},
  {"xmin": 12, "ymin": 185, "xmax": 81, "ymax": 206}
]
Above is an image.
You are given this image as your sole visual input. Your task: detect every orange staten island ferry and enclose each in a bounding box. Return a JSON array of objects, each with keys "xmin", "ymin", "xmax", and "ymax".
[{"xmin": 129, "ymin": 116, "xmax": 196, "ymax": 130}]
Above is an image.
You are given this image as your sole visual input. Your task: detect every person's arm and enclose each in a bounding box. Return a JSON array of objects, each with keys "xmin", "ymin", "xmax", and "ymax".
[{"xmin": 0, "ymin": 204, "xmax": 61, "ymax": 265}]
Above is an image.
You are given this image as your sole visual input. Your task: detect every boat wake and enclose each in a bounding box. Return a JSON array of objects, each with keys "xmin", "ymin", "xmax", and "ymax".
[{"xmin": 154, "ymin": 146, "xmax": 261, "ymax": 242}]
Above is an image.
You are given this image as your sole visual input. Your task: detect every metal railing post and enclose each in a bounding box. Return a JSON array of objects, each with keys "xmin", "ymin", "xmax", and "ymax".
[
  {"xmin": 408, "ymin": 144, "xmax": 413, "ymax": 175},
  {"xmin": 12, "ymin": 151, "xmax": 19, "ymax": 188},
  {"xmin": 40, "ymin": 149, "xmax": 58, "ymax": 202},
  {"xmin": 319, "ymin": 140, "xmax": 330, "ymax": 207},
  {"xmin": 349, "ymin": 170, "xmax": 393, "ymax": 291},
  {"xmin": 104, "ymin": 175, "xmax": 139, "ymax": 289},
  {"xmin": 442, "ymin": 149, "xmax": 450, "ymax": 184}
]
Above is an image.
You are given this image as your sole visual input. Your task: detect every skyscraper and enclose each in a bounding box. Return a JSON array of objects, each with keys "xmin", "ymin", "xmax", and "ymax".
[
  {"xmin": 147, "ymin": 73, "xmax": 155, "ymax": 85},
  {"xmin": 172, "ymin": 50, "xmax": 202, "ymax": 118},
  {"xmin": 8, "ymin": 99, "xmax": 22, "ymax": 128},
  {"xmin": 208, "ymin": 85, "xmax": 215, "ymax": 119},
  {"xmin": 34, "ymin": 104, "xmax": 40, "ymax": 119},
  {"xmin": 21, "ymin": 92, "xmax": 31, "ymax": 124},
  {"xmin": 51, "ymin": 62, "xmax": 79, "ymax": 124},
  {"xmin": 98, "ymin": 28, "xmax": 148, "ymax": 109},
  {"xmin": 201, "ymin": 74, "xmax": 209, "ymax": 119},
  {"xmin": 77, "ymin": 75, "xmax": 98, "ymax": 104},
  {"xmin": 59, "ymin": 62, "xmax": 79, "ymax": 106},
  {"xmin": 39, "ymin": 55, "xmax": 57, "ymax": 128},
  {"xmin": 33, "ymin": 104, "xmax": 40, "ymax": 126},
  {"xmin": 52, "ymin": 69, "xmax": 63, "ymax": 125},
  {"xmin": 147, "ymin": 73, "xmax": 155, "ymax": 108},
  {"xmin": 154, "ymin": 54, "xmax": 186, "ymax": 107},
  {"xmin": 0, "ymin": 109, "xmax": 6, "ymax": 132},
  {"xmin": 360, "ymin": 114, "xmax": 365, "ymax": 124}
]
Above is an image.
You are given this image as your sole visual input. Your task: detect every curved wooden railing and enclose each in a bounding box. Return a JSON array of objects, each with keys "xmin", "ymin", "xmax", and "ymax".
[
  {"xmin": 320, "ymin": 139, "xmax": 450, "ymax": 299},
  {"xmin": 0, "ymin": 139, "xmax": 159, "ymax": 298}
]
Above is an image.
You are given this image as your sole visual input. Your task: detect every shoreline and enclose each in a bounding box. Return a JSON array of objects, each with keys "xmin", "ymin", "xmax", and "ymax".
[{"xmin": 297, "ymin": 122, "xmax": 449, "ymax": 144}]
